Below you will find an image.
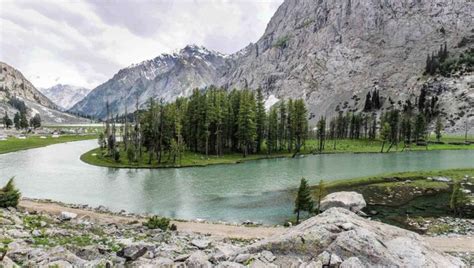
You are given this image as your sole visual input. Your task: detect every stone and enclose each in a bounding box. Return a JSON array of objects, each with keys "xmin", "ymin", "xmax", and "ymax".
[
  {"xmin": 44, "ymin": 260, "xmax": 73, "ymax": 268},
  {"xmin": 320, "ymin": 192, "xmax": 367, "ymax": 212},
  {"xmin": 59, "ymin": 211, "xmax": 77, "ymax": 221},
  {"xmin": 31, "ymin": 229, "xmax": 42, "ymax": 237},
  {"xmin": 185, "ymin": 251, "xmax": 212, "ymax": 268},
  {"xmin": 117, "ymin": 246, "xmax": 148, "ymax": 261},
  {"xmin": 432, "ymin": 177, "xmax": 451, "ymax": 182},
  {"xmin": 174, "ymin": 254, "xmax": 190, "ymax": 262},
  {"xmin": 234, "ymin": 253, "xmax": 253, "ymax": 263},
  {"xmin": 329, "ymin": 254, "xmax": 343, "ymax": 267},
  {"xmin": 6, "ymin": 229, "xmax": 29, "ymax": 239},
  {"xmin": 211, "ymin": 244, "xmax": 241, "ymax": 262},
  {"xmin": 238, "ymin": 208, "xmax": 464, "ymax": 267},
  {"xmin": 340, "ymin": 257, "xmax": 364, "ymax": 268},
  {"xmin": 191, "ymin": 239, "xmax": 211, "ymax": 249},
  {"xmin": 216, "ymin": 261, "xmax": 246, "ymax": 268},
  {"xmin": 260, "ymin": 250, "xmax": 275, "ymax": 262},
  {"xmin": 300, "ymin": 260, "xmax": 323, "ymax": 268}
]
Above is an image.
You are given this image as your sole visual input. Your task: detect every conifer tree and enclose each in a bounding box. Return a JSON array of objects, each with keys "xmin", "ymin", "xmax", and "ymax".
[
  {"xmin": 278, "ymin": 100, "xmax": 287, "ymax": 151},
  {"xmin": 435, "ymin": 117, "xmax": 443, "ymax": 142},
  {"xmin": 255, "ymin": 88, "xmax": 266, "ymax": 153},
  {"xmin": 314, "ymin": 179, "xmax": 327, "ymax": 214},
  {"xmin": 363, "ymin": 92, "xmax": 372, "ymax": 111},
  {"xmin": 292, "ymin": 99, "xmax": 308, "ymax": 154},
  {"xmin": 237, "ymin": 90, "xmax": 257, "ymax": 157},
  {"xmin": 294, "ymin": 178, "xmax": 314, "ymax": 224},
  {"xmin": 267, "ymin": 107, "xmax": 278, "ymax": 154}
]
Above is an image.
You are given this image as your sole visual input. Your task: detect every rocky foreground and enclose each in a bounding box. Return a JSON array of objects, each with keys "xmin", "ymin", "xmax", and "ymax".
[{"xmin": 0, "ymin": 200, "xmax": 468, "ymax": 267}]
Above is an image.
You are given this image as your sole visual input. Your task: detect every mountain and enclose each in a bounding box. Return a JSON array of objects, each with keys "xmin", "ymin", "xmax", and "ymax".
[
  {"xmin": 71, "ymin": 45, "xmax": 229, "ymax": 118},
  {"xmin": 40, "ymin": 84, "xmax": 91, "ymax": 110},
  {"xmin": 0, "ymin": 62, "xmax": 90, "ymax": 124},
  {"xmin": 71, "ymin": 0, "xmax": 473, "ymax": 131}
]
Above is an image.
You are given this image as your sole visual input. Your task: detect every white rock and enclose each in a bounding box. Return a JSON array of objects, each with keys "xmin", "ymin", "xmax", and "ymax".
[
  {"xmin": 320, "ymin": 192, "xmax": 367, "ymax": 212},
  {"xmin": 59, "ymin": 211, "xmax": 77, "ymax": 221}
]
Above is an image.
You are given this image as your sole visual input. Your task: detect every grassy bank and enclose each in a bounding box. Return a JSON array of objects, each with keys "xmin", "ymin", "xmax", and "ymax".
[
  {"xmin": 81, "ymin": 136, "xmax": 474, "ymax": 168},
  {"xmin": 0, "ymin": 135, "xmax": 97, "ymax": 155}
]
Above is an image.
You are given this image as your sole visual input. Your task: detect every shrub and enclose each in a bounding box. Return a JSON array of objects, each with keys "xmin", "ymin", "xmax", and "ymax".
[
  {"xmin": 0, "ymin": 178, "xmax": 21, "ymax": 208},
  {"xmin": 169, "ymin": 223, "xmax": 177, "ymax": 231},
  {"xmin": 274, "ymin": 35, "xmax": 289, "ymax": 49},
  {"xmin": 144, "ymin": 216, "xmax": 170, "ymax": 231}
]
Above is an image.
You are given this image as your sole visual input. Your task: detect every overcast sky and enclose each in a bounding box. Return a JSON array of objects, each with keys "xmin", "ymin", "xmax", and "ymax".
[{"xmin": 0, "ymin": 0, "xmax": 283, "ymax": 89}]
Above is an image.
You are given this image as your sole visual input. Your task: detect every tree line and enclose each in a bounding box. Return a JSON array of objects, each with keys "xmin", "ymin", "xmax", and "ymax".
[
  {"xmin": 100, "ymin": 87, "xmax": 309, "ymax": 165},
  {"xmin": 2, "ymin": 97, "xmax": 41, "ymax": 130}
]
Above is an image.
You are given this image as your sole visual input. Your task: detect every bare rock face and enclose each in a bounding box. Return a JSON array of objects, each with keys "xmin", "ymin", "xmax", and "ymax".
[
  {"xmin": 0, "ymin": 62, "xmax": 90, "ymax": 124},
  {"xmin": 0, "ymin": 61, "xmax": 56, "ymax": 109},
  {"xmin": 320, "ymin": 191, "xmax": 366, "ymax": 212},
  {"xmin": 239, "ymin": 208, "xmax": 465, "ymax": 267},
  {"xmin": 70, "ymin": 45, "xmax": 229, "ymax": 119}
]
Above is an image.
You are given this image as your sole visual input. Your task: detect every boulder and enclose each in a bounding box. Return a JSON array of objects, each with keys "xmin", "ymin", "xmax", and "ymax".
[
  {"xmin": 191, "ymin": 239, "xmax": 211, "ymax": 249},
  {"xmin": 185, "ymin": 251, "xmax": 212, "ymax": 268},
  {"xmin": 237, "ymin": 208, "xmax": 465, "ymax": 267},
  {"xmin": 340, "ymin": 257, "xmax": 364, "ymax": 268},
  {"xmin": 320, "ymin": 192, "xmax": 366, "ymax": 212},
  {"xmin": 59, "ymin": 211, "xmax": 77, "ymax": 221},
  {"xmin": 117, "ymin": 245, "xmax": 148, "ymax": 261}
]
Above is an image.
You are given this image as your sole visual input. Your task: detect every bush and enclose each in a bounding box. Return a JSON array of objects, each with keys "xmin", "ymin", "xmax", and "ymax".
[
  {"xmin": 0, "ymin": 178, "xmax": 21, "ymax": 208},
  {"xmin": 169, "ymin": 223, "xmax": 177, "ymax": 231},
  {"xmin": 144, "ymin": 216, "xmax": 170, "ymax": 231},
  {"xmin": 274, "ymin": 35, "xmax": 289, "ymax": 49}
]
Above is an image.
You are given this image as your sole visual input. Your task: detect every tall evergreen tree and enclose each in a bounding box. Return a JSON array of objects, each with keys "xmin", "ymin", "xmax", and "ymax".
[
  {"xmin": 294, "ymin": 178, "xmax": 314, "ymax": 224},
  {"xmin": 292, "ymin": 99, "xmax": 308, "ymax": 154},
  {"xmin": 267, "ymin": 107, "xmax": 279, "ymax": 154},
  {"xmin": 255, "ymin": 88, "xmax": 267, "ymax": 153},
  {"xmin": 237, "ymin": 90, "xmax": 257, "ymax": 157}
]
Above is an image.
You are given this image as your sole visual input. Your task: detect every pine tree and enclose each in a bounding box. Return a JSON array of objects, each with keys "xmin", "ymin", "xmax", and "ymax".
[
  {"xmin": 317, "ymin": 116, "xmax": 326, "ymax": 152},
  {"xmin": 255, "ymin": 88, "xmax": 266, "ymax": 153},
  {"xmin": 2, "ymin": 112, "xmax": 12, "ymax": 129},
  {"xmin": 0, "ymin": 178, "xmax": 21, "ymax": 208},
  {"xmin": 363, "ymin": 92, "xmax": 372, "ymax": 111},
  {"xmin": 435, "ymin": 117, "xmax": 443, "ymax": 142},
  {"xmin": 237, "ymin": 90, "xmax": 257, "ymax": 157},
  {"xmin": 292, "ymin": 99, "xmax": 308, "ymax": 154},
  {"xmin": 294, "ymin": 178, "xmax": 314, "ymax": 224},
  {"xmin": 278, "ymin": 100, "xmax": 287, "ymax": 151},
  {"xmin": 30, "ymin": 114, "xmax": 41, "ymax": 129},
  {"xmin": 13, "ymin": 112, "xmax": 20, "ymax": 130},
  {"xmin": 414, "ymin": 113, "xmax": 426, "ymax": 143},
  {"xmin": 267, "ymin": 107, "xmax": 279, "ymax": 154},
  {"xmin": 380, "ymin": 122, "xmax": 391, "ymax": 153}
]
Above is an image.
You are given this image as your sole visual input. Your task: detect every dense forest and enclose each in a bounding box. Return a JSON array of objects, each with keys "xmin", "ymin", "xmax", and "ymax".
[{"xmin": 101, "ymin": 87, "xmax": 308, "ymax": 165}]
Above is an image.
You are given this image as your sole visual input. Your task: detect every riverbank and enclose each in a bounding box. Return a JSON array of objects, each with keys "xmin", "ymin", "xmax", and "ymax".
[
  {"xmin": 81, "ymin": 137, "xmax": 474, "ymax": 169},
  {"xmin": 0, "ymin": 135, "xmax": 97, "ymax": 155},
  {"xmin": 1, "ymin": 199, "xmax": 470, "ymax": 267}
]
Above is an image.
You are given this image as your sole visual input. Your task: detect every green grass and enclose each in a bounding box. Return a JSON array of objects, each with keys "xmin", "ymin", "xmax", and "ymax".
[
  {"xmin": 0, "ymin": 135, "xmax": 97, "ymax": 154},
  {"xmin": 325, "ymin": 168, "xmax": 474, "ymax": 190},
  {"xmin": 81, "ymin": 135, "xmax": 474, "ymax": 168}
]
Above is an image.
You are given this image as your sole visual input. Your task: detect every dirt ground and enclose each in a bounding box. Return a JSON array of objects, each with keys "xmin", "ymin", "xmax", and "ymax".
[{"xmin": 18, "ymin": 200, "xmax": 473, "ymax": 252}]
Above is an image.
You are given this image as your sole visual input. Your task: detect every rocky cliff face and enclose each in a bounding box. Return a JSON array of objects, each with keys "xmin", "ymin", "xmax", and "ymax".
[
  {"xmin": 0, "ymin": 62, "xmax": 89, "ymax": 124},
  {"xmin": 223, "ymin": 0, "xmax": 473, "ymax": 119},
  {"xmin": 0, "ymin": 62, "xmax": 56, "ymax": 109},
  {"xmin": 40, "ymin": 84, "xmax": 91, "ymax": 110},
  {"xmin": 71, "ymin": 0, "xmax": 473, "ymax": 130},
  {"xmin": 71, "ymin": 45, "xmax": 229, "ymax": 118}
]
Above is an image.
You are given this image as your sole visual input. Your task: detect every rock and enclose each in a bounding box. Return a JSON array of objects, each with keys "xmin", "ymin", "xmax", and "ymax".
[
  {"xmin": 59, "ymin": 211, "xmax": 77, "ymax": 221},
  {"xmin": 260, "ymin": 250, "xmax": 275, "ymax": 262},
  {"xmin": 234, "ymin": 253, "xmax": 252, "ymax": 263},
  {"xmin": 433, "ymin": 177, "xmax": 451, "ymax": 182},
  {"xmin": 185, "ymin": 251, "xmax": 212, "ymax": 268},
  {"xmin": 339, "ymin": 222, "xmax": 354, "ymax": 231},
  {"xmin": 0, "ymin": 256, "xmax": 18, "ymax": 268},
  {"xmin": 239, "ymin": 208, "xmax": 464, "ymax": 267},
  {"xmin": 117, "ymin": 245, "xmax": 148, "ymax": 261},
  {"xmin": 211, "ymin": 244, "xmax": 241, "ymax": 262},
  {"xmin": 340, "ymin": 257, "xmax": 364, "ymax": 268},
  {"xmin": 320, "ymin": 192, "xmax": 366, "ymax": 212},
  {"xmin": 31, "ymin": 229, "xmax": 42, "ymax": 237},
  {"xmin": 6, "ymin": 229, "xmax": 29, "ymax": 239},
  {"xmin": 216, "ymin": 261, "xmax": 246, "ymax": 268},
  {"xmin": 174, "ymin": 254, "xmax": 190, "ymax": 262},
  {"xmin": 153, "ymin": 257, "xmax": 174, "ymax": 266},
  {"xmin": 191, "ymin": 239, "xmax": 211, "ymax": 249},
  {"xmin": 330, "ymin": 253, "xmax": 343, "ymax": 267},
  {"xmin": 317, "ymin": 251, "xmax": 331, "ymax": 265},
  {"xmin": 369, "ymin": 210, "xmax": 378, "ymax": 215},
  {"xmin": 249, "ymin": 259, "xmax": 277, "ymax": 268},
  {"xmin": 44, "ymin": 260, "xmax": 73, "ymax": 268},
  {"xmin": 300, "ymin": 260, "xmax": 323, "ymax": 268}
]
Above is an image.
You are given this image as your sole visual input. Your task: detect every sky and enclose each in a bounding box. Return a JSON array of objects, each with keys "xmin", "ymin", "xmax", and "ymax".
[{"xmin": 0, "ymin": 0, "xmax": 283, "ymax": 89}]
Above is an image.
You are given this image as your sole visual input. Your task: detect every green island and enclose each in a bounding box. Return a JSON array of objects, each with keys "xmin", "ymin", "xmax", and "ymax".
[
  {"xmin": 81, "ymin": 135, "xmax": 473, "ymax": 168},
  {"xmin": 0, "ymin": 135, "xmax": 97, "ymax": 155}
]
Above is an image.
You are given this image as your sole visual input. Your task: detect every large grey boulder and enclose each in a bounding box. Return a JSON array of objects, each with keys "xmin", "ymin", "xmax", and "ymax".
[
  {"xmin": 320, "ymin": 191, "xmax": 366, "ymax": 212},
  {"xmin": 238, "ymin": 208, "xmax": 465, "ymax": 267}
]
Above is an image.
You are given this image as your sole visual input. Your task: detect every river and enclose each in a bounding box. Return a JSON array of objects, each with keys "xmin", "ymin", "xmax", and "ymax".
[{"xmin": 0, "ymin": 140, "xmax": 473, "ymax": 224}]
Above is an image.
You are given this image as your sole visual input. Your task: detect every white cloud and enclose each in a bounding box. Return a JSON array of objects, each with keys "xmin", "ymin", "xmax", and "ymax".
[{"xmin": 0, "ymin": 0, "xmax": 283, "ymax": 89}]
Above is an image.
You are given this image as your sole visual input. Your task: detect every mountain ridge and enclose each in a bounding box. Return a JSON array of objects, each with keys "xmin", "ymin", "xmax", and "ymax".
[
  {"xmin": 40, "ymin": 84, "xmax": 91, "ymax": 110},
  {"xmin": 71, "ymin": 0, "xmax": 473, "ymax": 131}
]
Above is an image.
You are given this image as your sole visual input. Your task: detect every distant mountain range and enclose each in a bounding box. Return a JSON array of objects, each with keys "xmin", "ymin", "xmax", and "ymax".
[
  {"xmin": 0, "ymin": 62, "xmax": 90, "ymax": 125},
  {"xmin": 40, "ymin": 84, "xmax": 91, "ymax": 110},
  {"xmin": 69, "ymin": 0, "xmax": 474, "ymax": 132}
]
